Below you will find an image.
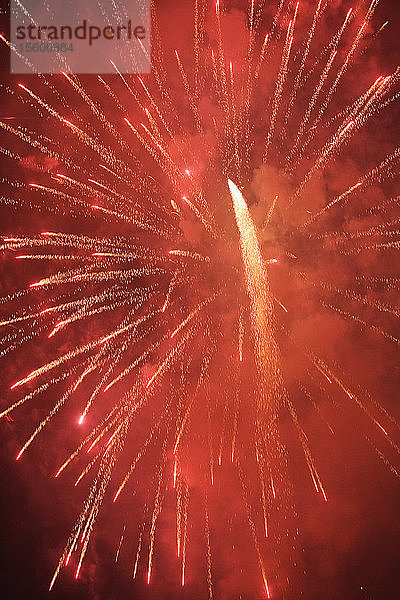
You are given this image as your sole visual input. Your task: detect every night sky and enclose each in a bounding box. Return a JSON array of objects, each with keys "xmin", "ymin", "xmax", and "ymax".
[{"xmin": 0, "ymin": 1, "xmax": 400, "ymax": 599}]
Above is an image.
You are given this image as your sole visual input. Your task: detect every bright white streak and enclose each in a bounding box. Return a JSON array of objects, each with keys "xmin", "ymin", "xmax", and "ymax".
[{"xmin": 228, "ymin": 179, "xmax": 281, "ymax": 419}]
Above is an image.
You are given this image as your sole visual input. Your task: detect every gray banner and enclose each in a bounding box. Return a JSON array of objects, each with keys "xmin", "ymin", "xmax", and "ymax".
[{"xmin": 10, "ymin": 0, "xmax": 150, "ymax": 74}]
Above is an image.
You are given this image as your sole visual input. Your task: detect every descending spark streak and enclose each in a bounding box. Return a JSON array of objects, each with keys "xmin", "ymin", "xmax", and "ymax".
[
  {"xmin": 132, "ymin": 530, "xmax": 143, "ymax": 579},
  {"xmin": 287, "ymin": 398, "xmax": 327, "ymax": 500},
  {"xmin": 180, "ymin": 482, "xmax": 189, "ymax": 586},
  {"xmin": 16, "ymin": 381, "xmax": 80, "ymax": 460},
  {"xmin": 254, "ymin": 33, "xmax": 269, "ymax": 81},
  {"xmin": 311, "ymin": 13, "xmax": 369, "ymax": 130},
  {"xmin": 147, "ymin": 460, "xmax": 164, "ymax": 585},
  {"xmin": 176, "ymin": 476, "xmax": 182, "ymax": 556},
  {"xmin": 115, "ymin": 525, "xmax": 126, "ymax": 562},
  {"xmin": 289, "ymin": 48, "xmax": 338, "ymax": 160},
  {"xmin": 113, "ymin": 414, "xmax": 165, "ymax": 503},
  {"xmin": 204, "ymin": 492, "xmax": 214, "ymax": 600},
  {"xmin": 238, "ymin": 462, "xmax": 271, "ymax": 598},
  {"xmin": 238, "ymin": 308, "xmax": 244, "ymax": 362},
  {"xmin": 10, "ymin": 321, "xmax": 138, "ymax": 390},
  {"xmin": 174, "ymin": 50, "xmax": 202, "ymax": 133},
  {"xmin": 264, "ymin": 2, "xmax": 298, "ymax": 159},
  {"xmin": 302, "ymin": 181, "xmax": 363, "ymax": 226},
  {"xmin": 292, "ymin": 0, "xmax": 324, "ymax": 95}
]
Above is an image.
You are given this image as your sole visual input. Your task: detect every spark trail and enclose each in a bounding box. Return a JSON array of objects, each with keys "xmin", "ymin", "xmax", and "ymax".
[{"xmin": 228, "ymin": 179, "xmax": 281, "ymax": 421}]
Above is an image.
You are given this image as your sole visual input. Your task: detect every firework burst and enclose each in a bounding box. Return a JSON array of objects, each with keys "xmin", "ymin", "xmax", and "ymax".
[{"xmin": 0, "ymin": 1, "xmax": 399, "ymax": 598}]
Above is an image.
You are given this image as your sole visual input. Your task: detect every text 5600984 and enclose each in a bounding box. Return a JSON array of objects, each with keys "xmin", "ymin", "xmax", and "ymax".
[{"xmin": 19, "ymin": 42, "xmax": 74, "ymax": 53}]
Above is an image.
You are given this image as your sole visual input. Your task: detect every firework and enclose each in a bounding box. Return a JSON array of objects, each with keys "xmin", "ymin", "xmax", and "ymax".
[{"xmin": 0, "ymin": 1, "xmax": 399, "ymax": 598}]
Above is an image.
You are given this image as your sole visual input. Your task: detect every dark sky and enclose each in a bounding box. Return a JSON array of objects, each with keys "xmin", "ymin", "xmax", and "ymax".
[{"xmin": 0, "ymin": 1, "xmax": 400, "ymax": 600}]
